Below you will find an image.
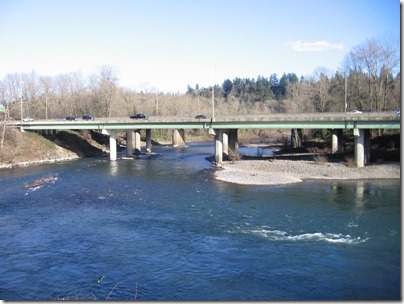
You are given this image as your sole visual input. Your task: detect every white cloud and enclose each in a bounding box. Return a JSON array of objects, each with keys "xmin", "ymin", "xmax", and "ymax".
[{"xmin": 289, "ymin": 40, "xmax": 344, "ymax": 52}]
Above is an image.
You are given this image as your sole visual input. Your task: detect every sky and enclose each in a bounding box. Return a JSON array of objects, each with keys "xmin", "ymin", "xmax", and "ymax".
[{"xmin": 0, "ymin": 0, "xmax": 400, "ymax": 93}]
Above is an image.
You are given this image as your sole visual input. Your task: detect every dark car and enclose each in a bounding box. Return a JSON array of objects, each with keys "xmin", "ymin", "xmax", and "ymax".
[
  {"xmin": 65, "ymin": 116, "xmax": 77, "ymax": 121},
  {"xmin": 82, "ymin": 115, "xmax": 93, "ymax": 120},
  {"xmin": 130, "ymin": 114, "xmax": 148, "ymax": 119},
  {"xmin": 195, "ymin": 114, "xmax": 208, "ymax": 119}
]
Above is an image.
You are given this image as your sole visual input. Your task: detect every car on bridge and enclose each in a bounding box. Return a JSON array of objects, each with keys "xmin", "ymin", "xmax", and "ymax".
[
  {"xmin": 195, "ymin": 114, "xmax": 208, "ymax": 119},
  {"xmin": 65, "ymin": 116, "xmax": 77, "ymax": 121},
  {"xmin": 82, "ymin": 115, "xmax": 94, "ymax": 120},
  {"xmin": 22, "ymin": 117, "xmax": 34, "ymax": 122},
  {"xmin": 130, "ymin": 114, "xmax": 148, "ymax": 119}
]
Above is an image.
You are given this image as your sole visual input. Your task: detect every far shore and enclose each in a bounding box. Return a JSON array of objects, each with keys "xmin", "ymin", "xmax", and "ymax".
[{"xmin": 0, "ymin": 156, "xmax": 80, "ymax": 169}]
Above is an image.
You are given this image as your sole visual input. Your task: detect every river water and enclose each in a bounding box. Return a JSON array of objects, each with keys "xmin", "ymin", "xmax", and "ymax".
[{"xmin": 0, "ymin": 142, "xmax": 400, "ymax": 300}]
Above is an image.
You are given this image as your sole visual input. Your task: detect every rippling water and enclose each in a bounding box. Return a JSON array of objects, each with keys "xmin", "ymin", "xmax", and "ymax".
[{"xmin": 0, "ymin": 142, "xmax": 400, "ymax": 300}]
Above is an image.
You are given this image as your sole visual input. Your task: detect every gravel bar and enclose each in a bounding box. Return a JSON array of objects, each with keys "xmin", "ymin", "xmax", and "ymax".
[{"xmin": 214, "ymin": 159, "xmax": 400, "ymax": 185}]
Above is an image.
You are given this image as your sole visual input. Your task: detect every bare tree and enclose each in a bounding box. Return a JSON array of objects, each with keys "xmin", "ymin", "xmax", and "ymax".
[
  {"xmin": 312, "ymin": 68, "xmax": 333, "ymax": 112},
  {"xmin": 343, "ymin": 36, "xmax": 399, "ymax": 111}
]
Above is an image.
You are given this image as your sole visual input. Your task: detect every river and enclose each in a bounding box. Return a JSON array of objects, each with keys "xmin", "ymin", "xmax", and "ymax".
[{"xmin": 0, "ymin": 142, "xmax": 400, "ymax": 300}]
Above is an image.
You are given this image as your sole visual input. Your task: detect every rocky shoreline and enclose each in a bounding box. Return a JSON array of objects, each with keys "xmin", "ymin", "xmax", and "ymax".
[
  {"xmin": 214, "ymin": 159, "xmax": 400, "ymax": 185},
  {"xmin": 0, "ymin": 155, "xmax": 80, "ymax": 169}
]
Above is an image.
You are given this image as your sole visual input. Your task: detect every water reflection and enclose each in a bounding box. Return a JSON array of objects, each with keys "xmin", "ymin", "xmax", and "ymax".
[
  {"xmin": 329, "ymin": 180, "xmax": 398, "ymax": 210},
  {"xmin": 109, "ymin": 161, "xmax": 119, "ymax": 176},
  {"xmin": 355, "ymin": 181, "xmax": 365, "ymax": 207}
]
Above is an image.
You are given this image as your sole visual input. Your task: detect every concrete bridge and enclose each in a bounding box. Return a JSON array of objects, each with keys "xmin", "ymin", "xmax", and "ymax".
[{"xmin": 11, "ymin": 112, "xmax": 400, "ymax": 167}]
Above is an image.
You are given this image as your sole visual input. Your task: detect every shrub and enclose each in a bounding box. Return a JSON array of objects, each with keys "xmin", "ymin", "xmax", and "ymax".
[{"xmin": 313, "ymin": 153, "xmax": 327, "ymax": 165}]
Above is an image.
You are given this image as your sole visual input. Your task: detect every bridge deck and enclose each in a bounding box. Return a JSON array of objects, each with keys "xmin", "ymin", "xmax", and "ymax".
[{"xmin": 10, "ymin": 112, "xmax": 400, "ymax": 131}]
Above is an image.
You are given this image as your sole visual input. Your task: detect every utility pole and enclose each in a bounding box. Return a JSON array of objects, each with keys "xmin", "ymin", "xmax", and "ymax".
[
  {"xmin": 20, "ymin": 90, "xmax": 23, "ymax": 122},
  {"xmin": 344, "ymin": 74, "xmax": 347, "ymax": 113},
  {"xmin": 45, "ymin": 89, "xmax": 51, "ymax": 120},
  {"xmin": 211, "ymin": 66, "xmax": 215, "ymax": 120},
  {"xmin": 155, "ymin": 90, "xmax": 159, "ymax": 116}
]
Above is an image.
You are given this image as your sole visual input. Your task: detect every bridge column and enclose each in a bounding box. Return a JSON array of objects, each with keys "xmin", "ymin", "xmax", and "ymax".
[
  {"xmin": 134, "ymin": 130, "xmax": 142, "ymax": 155},
  {"xmin": 228, "ymin": 129, "xmax": 239, "ymax": 155},
  {"xmin": 331, "ymin": 129, "xmax": 338, "ymax": 154},
  {"xmin": 354, "ymin": 128, "xmax": 371, "ymax": 167},
  {"xmin": 364, "ymin": 129, "xmax": 371, "ymax": 165},
  {"xmin": 146, "ymin": 129, "xmax": 152, "ymax": 154},
  {"xmin": 173, "ymin": 129, "xmax": 186, "ymax": 147},
  {"xmin": 109, "ymin": 129, "xmax": 117, "ymax": 161},
  {"xmin": 215, "ymin": 129, "xmax": 223, "ymax": 165},
  {"xmin": 126, "ymin": 130, "xmax": 133, "ymax": 156},
  {"xmin": 223, "ymin": 132, "xmax": 229, "ymax": 157}
]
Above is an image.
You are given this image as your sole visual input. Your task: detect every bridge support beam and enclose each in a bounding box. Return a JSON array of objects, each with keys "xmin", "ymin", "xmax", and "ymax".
[
  {"xmin": 223, "ymin": 132, "xmax": 229, "ymax": 157},
  {"xmin": 126, "ymin": 130, "xmax": 133, "ymax": 157},
  {"xmin": 173, "ymin": 129, "xmax": 186, "ymax": 147},
  {"xmin": 146, "ymin": 129, "xmax": 152, "ymax": 154},
  {"xmin": 354, "ymin": 128, "xmax": 370, "ymax": 167},
  {"xmin": 134, "ymin": 130, "xmax": 142, "ymax": 155},
  {"xmin": 228, "ymin": 129, "xmax": 239, "ymax": 156},
  {"xmin": 331, "ymin": 129, "xmax": 338, "ymax": 154},
  {"xmin": 108, "ymin": 129, "xmax": 117, "ymax": 161},
  {"xmin": 222, "ymin": 129, "xmax": 239, "ymax": 159},
  {"xmin": 215, "ymin": 129, "xmax": 238, "ymax": 163},
  {"xmin": 215, "ymin": 129, "xmax": 223, "ymax": 165}
]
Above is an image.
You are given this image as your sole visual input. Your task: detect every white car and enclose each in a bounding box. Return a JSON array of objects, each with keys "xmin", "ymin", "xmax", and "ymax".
[
  {"xmin": 22, "ymin": 117, "xmax": 34, "ymax": 122},
  {"xmin": 350, "ymin": 110, "xmax": 362, "ymax": 114}
]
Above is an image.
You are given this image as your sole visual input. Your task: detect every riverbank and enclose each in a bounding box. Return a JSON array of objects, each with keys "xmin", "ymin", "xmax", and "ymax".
[{"xmin": 214, "ymin": 159, "xmax": 400, "ymax": 185}]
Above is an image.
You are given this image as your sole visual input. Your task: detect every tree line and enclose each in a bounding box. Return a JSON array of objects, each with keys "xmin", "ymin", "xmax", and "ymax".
[
  {"xmin": 188, "ymin": 37, "xmax": 400, "ymax": 114},
  {"xmin": 0, "ymin": 36, "xmax": 400, "ymax": 124}
]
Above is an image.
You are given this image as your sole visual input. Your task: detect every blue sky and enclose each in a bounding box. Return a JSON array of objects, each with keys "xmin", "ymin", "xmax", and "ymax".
[{"xmin": 0, "ymin": 0, "xmax": 400, "ymax": 93}]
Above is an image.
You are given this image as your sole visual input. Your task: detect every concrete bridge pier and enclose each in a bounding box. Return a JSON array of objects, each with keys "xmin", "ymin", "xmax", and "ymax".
[
  {"xmin": 215, "ymin": 129, "xmax": 238, "ymax": 164},
  {"xmin": 126, "ymin": 130, "xmax": 133, "ymax": 157},
  {"xmin": 134, "ymin": 130, "xmax": 142, "ymax": 155},
  {"xmin": 102, "ymin": 129, "xmax": 117, "ymax": 161},
  {"xmin": 215, "ymin": 129, "xmax": 223, "ymax": 165},
  {"xmin": 354, "ymin": 128, "xmax": 370, "ymax": 167},
  {"xmin": 146, "ymin": 129, "xmax": 152, "ymax": 154},
  {"xmin": 223, "ymin": 129, "xmax": 239, "ymax": 158},
  {"xmin": 223, "ymin": 132, "xmax": 229, "ymax": 157},
  {"xmin": 173, "ymin": 129, "xmax": 186, "ymax": 147},
  {"xmin": 331, "ymin": 129, "xmax": 338, "ymax": 154},
  {"xmin": 228, "ymin": 129, "xmax": 239, "ymax": 155},
  {"xmin": 108, "ymin": 129, "xmax": 117, "ymax": 161}
]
